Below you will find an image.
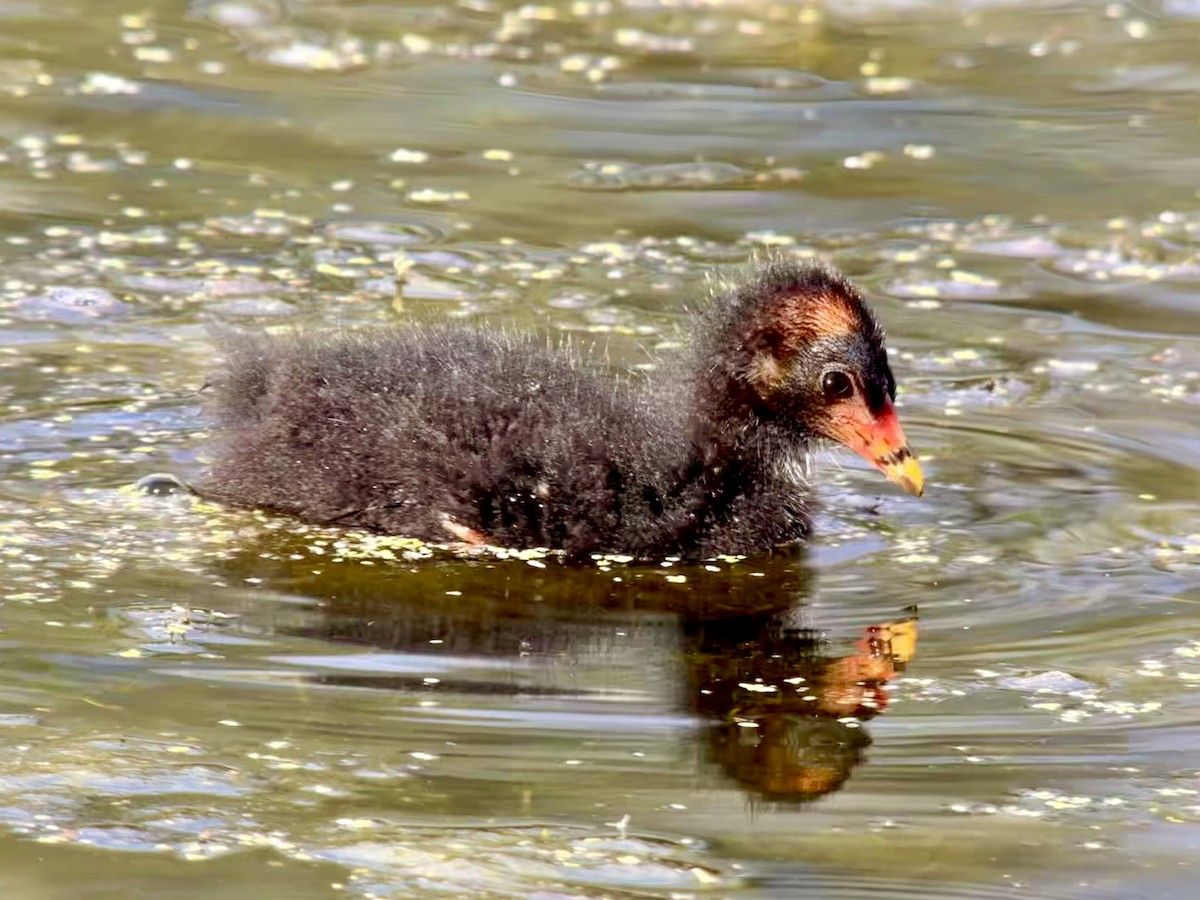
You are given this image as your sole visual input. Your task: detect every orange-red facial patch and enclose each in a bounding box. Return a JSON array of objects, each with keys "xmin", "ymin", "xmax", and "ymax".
[{"xmin": 818, "ymin": 395, "xmax": 924, "ymax": 496}]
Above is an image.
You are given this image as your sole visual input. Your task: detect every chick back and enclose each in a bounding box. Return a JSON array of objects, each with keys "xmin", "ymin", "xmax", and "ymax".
[{"xmin": 201, "ymin": 326, "xmax": 668, "ymax": 556}]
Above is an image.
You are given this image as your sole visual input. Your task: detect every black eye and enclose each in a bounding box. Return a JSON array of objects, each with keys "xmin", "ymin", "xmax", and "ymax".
[{"xmin": 821, "ymin": 370, "xmax": 854, "ymax": 402}]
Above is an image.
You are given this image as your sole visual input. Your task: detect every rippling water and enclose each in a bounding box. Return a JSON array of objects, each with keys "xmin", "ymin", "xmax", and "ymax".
[{"xmin": 2, "ymin": 0, "xmax": 1200, "ymax": 897}]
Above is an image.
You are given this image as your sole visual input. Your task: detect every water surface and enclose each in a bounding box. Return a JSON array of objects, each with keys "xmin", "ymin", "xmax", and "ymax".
[{"xmin": 2, "ymin": 0, "xmax": 1200, "ymax": 897}]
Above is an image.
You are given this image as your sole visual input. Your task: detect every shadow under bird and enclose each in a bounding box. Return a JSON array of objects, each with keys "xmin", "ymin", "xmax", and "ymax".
[{"xmin": 199, "ymin": 260, "xmax": 924, "ymax": 559}]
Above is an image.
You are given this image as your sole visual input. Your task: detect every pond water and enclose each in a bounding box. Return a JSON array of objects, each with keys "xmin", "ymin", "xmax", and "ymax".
[{"xmin": 2, "ymin": 0, "xmax": 1200, "ymax": 897}]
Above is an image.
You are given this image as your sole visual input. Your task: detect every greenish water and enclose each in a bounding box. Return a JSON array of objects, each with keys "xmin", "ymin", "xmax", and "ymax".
[{"xmin": 2, "ymin": 0, "xmax": 1200, "ymax": 897}]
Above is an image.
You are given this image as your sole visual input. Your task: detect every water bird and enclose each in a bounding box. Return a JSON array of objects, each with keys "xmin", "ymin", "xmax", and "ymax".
[{"xmin": 199, "ymin": 260, "xmax": 923, "ymax": 559}]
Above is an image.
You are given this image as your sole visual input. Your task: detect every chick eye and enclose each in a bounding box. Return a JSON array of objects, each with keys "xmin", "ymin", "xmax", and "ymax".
[{"xmin": 821, "ymin": 370, "xmax": 854, "ymax": 402}]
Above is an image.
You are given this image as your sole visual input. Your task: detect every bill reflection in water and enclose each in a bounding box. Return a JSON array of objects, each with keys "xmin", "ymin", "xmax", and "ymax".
[
  {"xmin": 692, "ymin": 606, "xmax": 917, "ymax": 803},
  {"xmin": 220, "ymin": 543, "xmax": 917, "ymax": 805}
]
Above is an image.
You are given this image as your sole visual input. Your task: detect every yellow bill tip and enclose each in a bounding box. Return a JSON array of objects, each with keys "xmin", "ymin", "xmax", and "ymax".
[{"xmin": 883, "ymin": 453, "xmax": 924, "ymax": 497}]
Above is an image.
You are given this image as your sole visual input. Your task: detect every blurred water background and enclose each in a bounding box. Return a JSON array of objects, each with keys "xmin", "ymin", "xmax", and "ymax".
[{"xmin": 2, "ymin": 0, "xmax": 1200, "ymax": 897}]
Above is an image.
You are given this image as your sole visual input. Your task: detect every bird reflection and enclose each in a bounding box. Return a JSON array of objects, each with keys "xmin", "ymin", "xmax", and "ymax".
[
  {"xmin": 215, "ymin": 541, "xmax": 916, "ymax": 805},
  {"xmin": 689, "ymin": 608, "xmax": 916, "ymax": 803}
]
